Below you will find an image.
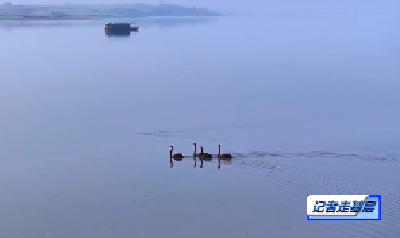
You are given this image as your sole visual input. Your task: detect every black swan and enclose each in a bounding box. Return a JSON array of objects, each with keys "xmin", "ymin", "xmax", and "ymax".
[
  {"xmin": 218, "ymin": 144, "xmax": 232, "ymax": 160},
  {"xmin": 192, "ymin": 142, "xmax": 202, "ymax": 157},
  {"xmin": 170, "ymin": 146, "xmax": 184, "ymax": 161},
  {"xmin": 199, "ymin": 146, "xmax": 212, "ymax": 161}
]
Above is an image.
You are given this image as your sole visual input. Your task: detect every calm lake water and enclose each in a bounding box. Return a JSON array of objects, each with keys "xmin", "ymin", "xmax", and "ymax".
[{"xmin": 0, "ymin": 15, "xmax": 399, "ymax": 238}]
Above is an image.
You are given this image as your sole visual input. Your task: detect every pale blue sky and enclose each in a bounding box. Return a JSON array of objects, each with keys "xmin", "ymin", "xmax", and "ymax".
[{"xmin": 4, "ymin": 0, "xmax": 400, "ymax": 13}]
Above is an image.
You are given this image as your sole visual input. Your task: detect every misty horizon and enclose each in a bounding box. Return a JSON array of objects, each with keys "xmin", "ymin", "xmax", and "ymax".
[{"xmin": 2, "ymin": 0, "xmax": 400, "ymax": 13}]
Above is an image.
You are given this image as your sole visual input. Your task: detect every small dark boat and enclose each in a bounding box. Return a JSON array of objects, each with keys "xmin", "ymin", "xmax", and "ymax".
[{"xmin": 104, "ymin": 23, "xmax": 139, "ymax": 33}]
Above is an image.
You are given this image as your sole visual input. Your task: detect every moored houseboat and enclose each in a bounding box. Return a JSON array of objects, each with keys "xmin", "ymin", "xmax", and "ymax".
[{"xmin": 104, "ymin": 23, "xmax": 139, "ymax": 32}]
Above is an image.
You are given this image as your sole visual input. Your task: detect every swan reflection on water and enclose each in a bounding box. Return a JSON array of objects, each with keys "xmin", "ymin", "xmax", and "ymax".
[{"xmin": 169, "ymin": 155, "xmax": 232, "ymax": 170}]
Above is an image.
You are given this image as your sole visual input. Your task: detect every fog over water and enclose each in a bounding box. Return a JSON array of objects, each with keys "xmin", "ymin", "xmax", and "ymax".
[{"xmin": 0, "ymin": 12, "xmax": 399, "ymax": 238}]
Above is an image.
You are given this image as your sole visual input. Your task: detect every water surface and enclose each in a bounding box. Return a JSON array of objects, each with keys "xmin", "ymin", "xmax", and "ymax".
[{"xmin": 0, "ymin": 15, "xmax": 399, "ymax": 238}]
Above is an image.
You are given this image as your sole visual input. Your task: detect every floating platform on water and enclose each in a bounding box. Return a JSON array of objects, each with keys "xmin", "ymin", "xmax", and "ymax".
[{"xmin": 104, "ymin": 23, "xmax": 139, "ymax": 33}]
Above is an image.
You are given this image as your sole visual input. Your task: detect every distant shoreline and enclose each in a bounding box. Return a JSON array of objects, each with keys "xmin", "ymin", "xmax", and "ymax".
[{"xmin": 0, "ymin": 3, "xmax": 219, "ymax": 21}]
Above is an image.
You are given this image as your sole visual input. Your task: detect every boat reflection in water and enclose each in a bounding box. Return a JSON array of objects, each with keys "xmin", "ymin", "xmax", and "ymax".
[
  {"xmin": 170, "ymin": 156, "xmax": 231, "ymax": 170},
  {"xmin": 105, "ymin": 31, "xmax": 132, "ymax": 37}
]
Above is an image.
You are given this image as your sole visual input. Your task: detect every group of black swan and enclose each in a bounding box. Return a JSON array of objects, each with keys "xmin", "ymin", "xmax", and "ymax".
[{"xmin": 169, "ymin": 143, "xmax": 232, "ymax": 161}]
